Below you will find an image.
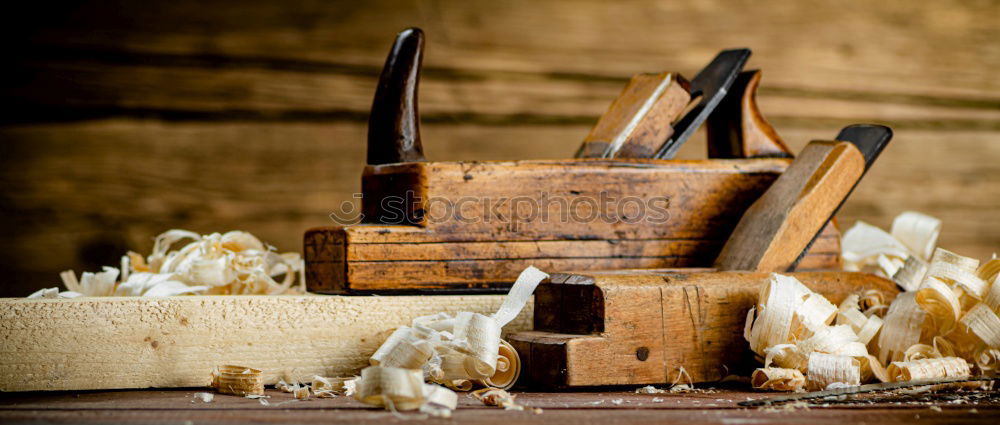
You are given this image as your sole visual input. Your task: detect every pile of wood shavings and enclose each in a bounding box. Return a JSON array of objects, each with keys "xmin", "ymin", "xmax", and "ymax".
[
  {"xmin": 28, "ymin": 229, "xmax": 304, "ymax": 297},
  {"xmin": 353, "ymin": 266, "xmax": 548, "ymax": 417},
  {"xmin": 746, "ymin": 211, "xmax": 998, "ymax": 392}
]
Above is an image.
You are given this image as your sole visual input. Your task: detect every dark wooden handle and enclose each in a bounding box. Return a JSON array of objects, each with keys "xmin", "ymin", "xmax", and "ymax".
[
  {"xmin": 575, "ymin": 73, "xmax": 691, "ymax": 158},
  {"xmin": 367, "ymin": 27, "xmax": 426, "ymax": 165},
  {"xmin": 714, "ymin": 140, "xmax": 865, "ymax": 272},
  {"xmin": 706, "ymin": 70, "xmax": 792, "ymax": 159}
]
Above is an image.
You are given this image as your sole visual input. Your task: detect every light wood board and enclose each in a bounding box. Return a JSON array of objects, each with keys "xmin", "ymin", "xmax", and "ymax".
[{"xmin": 0, "ymin": 295, "xmax": 531, "ymax": 392}]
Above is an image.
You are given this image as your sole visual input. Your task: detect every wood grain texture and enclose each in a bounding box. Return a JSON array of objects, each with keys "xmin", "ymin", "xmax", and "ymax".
[
  {"xmin": 0, "ymin": 0, "xmax": 997, "ymax": 296},
  {"xmin": 0, "ymin": 295, "xmax": 531, "ymax": 392},
  {"xmin": 715, "ymin": 141, "xmax": 864, "ymax": 272},
  {"xmin": 361, "ymin": 158, "xmax": 792, "ymax": 237},
  {"xmin": 304, "ymin": 224, "xmax": 841, "ymax": 293},
  {"xmin": 509, "ymin": 271, "xmax": 897, "ymax": 388}
]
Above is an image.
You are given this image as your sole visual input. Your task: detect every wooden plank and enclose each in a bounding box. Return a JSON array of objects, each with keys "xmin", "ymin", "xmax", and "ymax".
[{"xmin": 0, "ymin": 295, "xmax": 531, "ymax": 392}]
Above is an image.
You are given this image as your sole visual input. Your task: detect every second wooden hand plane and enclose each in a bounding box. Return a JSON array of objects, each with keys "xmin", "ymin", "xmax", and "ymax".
[
  {"xmin": 510, "ymin": 125, "xmax": 895, "ymax": 388},
  {"xmin": 304, "ymin": 30, "xmax": 841, "ymax": 294}
]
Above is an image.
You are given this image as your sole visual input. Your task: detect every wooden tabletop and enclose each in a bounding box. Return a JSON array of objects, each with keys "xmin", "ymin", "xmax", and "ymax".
[{"xmin": 2, "ymin": 385, "xmax": 997, "ymax": 424}]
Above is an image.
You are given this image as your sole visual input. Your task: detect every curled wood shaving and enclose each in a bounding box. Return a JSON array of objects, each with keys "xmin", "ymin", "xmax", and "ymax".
[
  {"xmin": 747, "ymin": 274, "xmax": 874, "ymax": 375},
  {"xmin": 842, "ymin": 212, "xmax": 940, "ymax": 279},
  {"xmin": 979, "ymin": 256, "xmax": 1000, "ymax": 280},
  {"xmin": 893, "ymin": 256, "xmax": 929, "ymax": 292},
  {"xmin": 903, "ymin": 344, "xmax": 943, "ymax": 361},
  {"xmin": 747, "ymin": 274, "xmax": 814, "ymax": 355},
  {"xmin": 887, "ymin": 357, "xmax": 971, "ymax": 381},
  {"xmin": 444, "ymin": 379, "xmax": 474, "ymax": 391},
  {"xmin": 927, "ymin": 248, "xmax": 987, "ymax": 300},
  {"xmin": 984, "ymin": 273, "xmax": 1000, "ymax": 312},
  {"xmin": 312, "ymin": 375, "xmax": 347, "ymax": 398},
  {"xmin": 294, "ymin": 386, "xmax": 310, "ymax": 400},
  {"xmin": 836, "ymin": 294, "xmax": 883, "ymax": 345},
  {"xmin": 975, "ymin": 348, "xmax": 1000, "ymax": 376},
  {"xmin": 891, "ymin": 212, "xmax": 942, "ymax": 261},
  {"xmin": 842, "ymin": 221, "xmax": 910, "ymax": 275},
  {"xmin": 806, "ymin": 353, "xmax": 861, "ymax": 390},
  {"xmin": 473, "ymin": 340, "xmax": 521, "ymax": 390},
  {"xmin": 751, "ymin": 368, "xmax": 806, "ymax": 392},
  {"xmin": 211, "ymin": 365, "xmax": 264, "ymax": 396},
  {"xmin": 354, "ymin": 366, "xmax": 458, "ymax": 417},
  {"xmin": 959, "ymin": 303, "xmax": 1000, "ymax": 347},
  {"xmin": 354, "ymin": 366, "xmax": 429, "ymax": 411},
  {"xmin": 35, "ymin": 229, "xmax": 304, "ymax": 298},
  {"xmin": 916, "ymin": 277, "xmax": 962, "ymax": 333},
  {"xmin": 876, "ymin": 292, "xmax": 928, "ymax": 364}
]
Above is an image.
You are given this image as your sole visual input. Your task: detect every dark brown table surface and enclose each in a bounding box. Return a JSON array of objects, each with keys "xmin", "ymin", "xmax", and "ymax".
[{"xmin": 2, "ymin": 384, "xmax": 997, "ymax": 424}]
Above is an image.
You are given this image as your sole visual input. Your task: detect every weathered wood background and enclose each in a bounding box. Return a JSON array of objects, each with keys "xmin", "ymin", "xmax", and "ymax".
[{"xmin": 1, "ymin": 0, "xmax": 997, "ymax": 296}]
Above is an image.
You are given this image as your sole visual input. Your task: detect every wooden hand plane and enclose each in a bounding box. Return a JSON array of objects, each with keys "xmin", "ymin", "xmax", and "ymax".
[{"xmin": 509, "ymin": 125, "xmax": 895, "ymax": 388}]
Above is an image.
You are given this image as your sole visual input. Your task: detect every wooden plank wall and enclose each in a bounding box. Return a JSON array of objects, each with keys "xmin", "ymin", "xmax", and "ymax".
[{"xmin": 1, "ymin": 0, "xmax": 997, "ymax": 296}]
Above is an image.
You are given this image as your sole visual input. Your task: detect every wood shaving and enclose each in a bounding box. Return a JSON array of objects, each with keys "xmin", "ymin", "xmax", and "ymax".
[
  {"xmin": 744, "ymin": 212, "xmax": 1000, "ymax": 394},
  {"xmin": 276, "ymin": 379, "xmax": 298, "ymax": 393},
  {"xmin": 891, "ymin": 212, "xmax": 942, "ymax": 262},
  {"xmin": 959, "ymin": 304, "xmax": 1000, "ymax": 347},
  {"xmin": 473, "ymin": 340, "xmax": 521, "ymax": 390},
  {"xmin": 887, "ymin": 357, "xmax": 971, "ymax": 381},
  {"xmin": 748, "ymin": 274, "xmax": 873, "ymax": 375},
  {"xmin": 842, "ymin": 212, "xmax": 940, "ymax": 280},
  {"xmin": 312, "ymin": 375, "xmax": 347, "ymax": 398},
  {"xmin": 916, "ymin": 277, "xmax": 962, "ymax": 333},
  {"xmin": 806, "ymin": 353, "xmax": 861, "ymax": 390},
  {"xmin": 33, "ymin": 229, "xmax": 305, "ymax": 298},
  {"xmin": 978, "ymin": 256, "xmax": 1000, "ymax": 282},
  {"xmin": 472, "ymin": 388, "xmax": 524, "ymax": 410},
  {"xmin": 635, "ymin": 385, "xmax": 667, "ymax": 394},
  {"xmin": 369, "ymin": 266, "xmax": 545, "ymax": 389},
  {"xmin": 354, "ymin": 366, "xmax": 429, "ymax": 411},
  {"xmin": 211, "ymin": 365, "xmax": 264, "ymax": 396},
  {"xmin": 893, "ymin": 256, "xmax": 929, "ymax": 292},
  {"xmin": 751, "ymin": 367, "xmax": 806, "ymax": 391},
  {"xmin": 876, "ymin": 292, "xmax": 928, "ymax": 364},
  {"xmin": 293, "ymin": 386, "xmax": 310, "ymax": 400},
  {"xmin": 192, "ymin": 392, "xmax": 214, "ymax": 403}
]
